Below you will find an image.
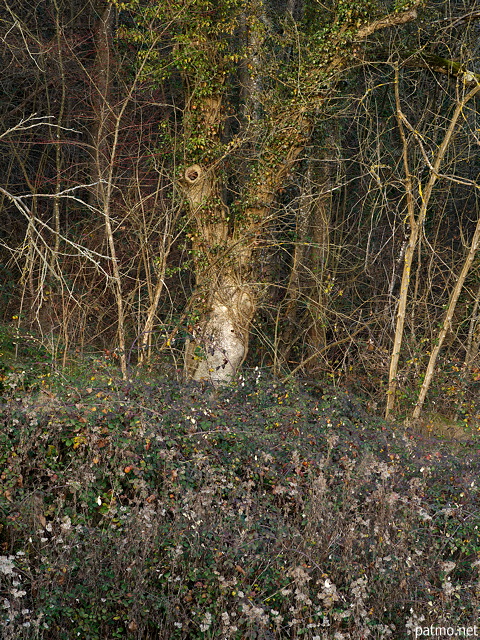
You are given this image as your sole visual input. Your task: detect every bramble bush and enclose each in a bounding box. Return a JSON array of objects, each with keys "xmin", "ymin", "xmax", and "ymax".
[{"xmin": 0, "ymin": 368, "xmax": 479, "ymax": 639}]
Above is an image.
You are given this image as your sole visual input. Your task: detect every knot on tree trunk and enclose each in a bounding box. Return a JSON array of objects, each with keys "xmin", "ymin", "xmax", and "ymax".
[
  {"xmin": 181, "ymin": 164, "xmax": 212, "ymax": 208},
  {"xmin": 184, "ymin": 164, "xmax": 203, "ymax": 183}
]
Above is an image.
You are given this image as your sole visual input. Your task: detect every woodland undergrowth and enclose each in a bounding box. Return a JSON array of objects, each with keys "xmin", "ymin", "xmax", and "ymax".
[{"xmin": 0, "ymin": 356, "xmax": 479, "ymax": 639}]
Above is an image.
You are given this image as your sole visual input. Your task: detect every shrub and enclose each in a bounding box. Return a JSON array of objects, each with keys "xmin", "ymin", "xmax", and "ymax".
[{"xmin": 1, "ymin": 373, "xmax": 479, "ymax": 638}]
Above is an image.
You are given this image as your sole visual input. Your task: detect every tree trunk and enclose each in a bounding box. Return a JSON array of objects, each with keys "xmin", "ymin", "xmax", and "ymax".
[
  {"xmin": 176, "ymin": 4, "xmax": 424, "ymax": 385},
  {"xmin": 180, "ymin": 159, "xmax": 256, "ymax": 382},
  {"xmin": 185, "ymin": 273, "xmax": 256, "ymax": 383},
  {"xmin": 90, "ymin": 4, "xmax": 115, "ymax": 207},
  {"xmin": 277, "ymin": 142, "xmax": 335, "ymax": 375}
]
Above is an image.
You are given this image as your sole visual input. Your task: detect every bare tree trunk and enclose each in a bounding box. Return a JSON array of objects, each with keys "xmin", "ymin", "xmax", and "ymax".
[
  {"xmin": 89, "ymin": 4, "xmax": 129, "ymax": 377},
  {"xmin": 385, "ymin": 72, "xmax": 480, "ymax": 418},
  {"xmin": 49, "ymin": 0, "xmax": 66, "ymax": 269},
  {"xmin": 275, "ymin": 165, "xmax": 313, "ymax": 375},
  {"xmin": 304, "ymin": 139, "xmax": 337, "ymax": 371},
  {"xmin": 90, "ymin": 4, "xmax": 115, "ymax": 207},
  {"xmin": 385, "ymin": 70, "xmax": 418, "ymax": 419},
  {"xmin": 277, "ymin": 141, "xmax": 335, "ymax": 375},
  {"xmin": 465, "ymin": 282, "xmax": 480, "ymax": 370},
  {"xmin": 412, "ymin": 200, "xmax": 480, "ymax": 419}
]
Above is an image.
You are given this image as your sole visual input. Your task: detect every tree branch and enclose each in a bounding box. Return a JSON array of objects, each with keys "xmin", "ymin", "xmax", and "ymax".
[
  {"xmin": 355, "ymin": 6, "xmax": 421, "ymax": 40},
  {"xmin": 404, "ymin": 52, "xmax": 480, "ymax": 84}
]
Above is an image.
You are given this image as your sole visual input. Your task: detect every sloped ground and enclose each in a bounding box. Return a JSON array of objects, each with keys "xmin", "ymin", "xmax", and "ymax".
[{"xmin": 0, "ymin": 372, "xmax": 479, "ymax": 639}]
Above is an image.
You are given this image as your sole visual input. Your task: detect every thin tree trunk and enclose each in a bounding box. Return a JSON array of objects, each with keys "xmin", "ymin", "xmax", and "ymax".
[
  {"xmin": 90, "ymin": 4, "xmax": 129, "ymax": 377},
  {"xmin": 137, "ymin": 255, "xmax": 166, "ymax": 367},
  {"xmin": 278, "ymin": 146, "xmax": 333, "ymax": 374},
  {"xmin": 50, "ymin": 0, "xmax": 66, "ymax": 269},
  {"xmin": 465, "ymin": 282, "xmax": 480, "ymax": 369},
  {"xmin": 91, "ymin": 5, "xmax": 168, "ymax": 377},
  {"xmin": 412, "ymin": 203, "xmax": 480, "ymax": 419},
  {"xmin": 385, "ymin": 70, "xmax": 418, "ymax": 418},
  {"xmin": 304, "ymin": 143, "xmax": 336, "ymax": 371},
  {"xmin": 90, "ymin": 4, "xmax": 114, "ymax": 207},
  {"xmin": 385, "ymin": 73, "xmax": 480, "ymax": 418}
]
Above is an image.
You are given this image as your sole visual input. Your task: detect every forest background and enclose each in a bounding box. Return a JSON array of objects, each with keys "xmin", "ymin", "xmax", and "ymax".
[{"xmin": 1, "ymin": 0, "xmax": 480, "ymax": 421}]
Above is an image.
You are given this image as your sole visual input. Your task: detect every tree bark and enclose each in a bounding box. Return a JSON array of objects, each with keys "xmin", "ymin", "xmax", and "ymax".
[{"xmin": 180, "ymin": 159, "xmax": 256, "ymax": 383}]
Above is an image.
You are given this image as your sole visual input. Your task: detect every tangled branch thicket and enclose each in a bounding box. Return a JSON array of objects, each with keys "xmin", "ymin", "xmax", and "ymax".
[{"xmin": 2, "ymin": 3, "xmax": 480, "ymax": 639}]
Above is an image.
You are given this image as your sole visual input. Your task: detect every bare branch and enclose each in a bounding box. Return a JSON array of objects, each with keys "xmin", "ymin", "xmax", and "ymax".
[
  {"xmin": 0, "ymin": 186, "xmax": 113, "ymax": 273},
  {"xmin": 355, "ymin": 6, "xmax": 421, "ymax": 40}
]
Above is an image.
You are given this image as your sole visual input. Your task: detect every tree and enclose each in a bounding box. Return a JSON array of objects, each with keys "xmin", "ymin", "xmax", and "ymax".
[{"xmin": 114, "ymin": 0, "xmax": 424, "ymax": 383}]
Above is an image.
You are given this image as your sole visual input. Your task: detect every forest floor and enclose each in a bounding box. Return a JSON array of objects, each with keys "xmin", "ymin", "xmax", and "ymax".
[{"xmin": 1, "ymin": 342, "xmax": 479, "ymax": 639}]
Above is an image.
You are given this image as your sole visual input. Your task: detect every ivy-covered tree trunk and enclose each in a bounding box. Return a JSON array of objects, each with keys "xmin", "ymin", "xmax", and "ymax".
[
  {"xmin": 180, "ymin": 156, "xmax": 256, "ymax": 382},
  {"xmin": 114, "ymin": 0, "xmax": 423, "ymax": 384}
]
